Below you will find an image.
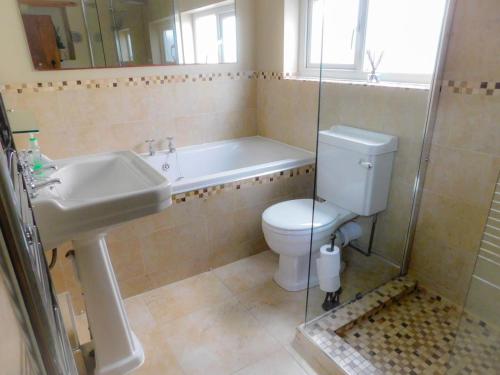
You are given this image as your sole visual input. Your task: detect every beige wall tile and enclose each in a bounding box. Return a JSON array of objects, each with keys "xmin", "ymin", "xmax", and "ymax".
[
  {"xmin": 107, "ymin": 238, "xmax": 146, "ymax": 282},
  {"xmin": 140, "ymin": 218, "xmax": 210, "ymax": 279},
  {"xmin": 425, "ymin": 144, "xmax": 498, "ymax": 208},
  {"xmin": 7, "ymin": 79, "xmax": 258, "ymax": 160},
  {"xmin": 424, "ymin": 0, "xmax": 500, "ymax": 304},
  {"xmin": 444, "ymin": 0, "xmax": 500, "ymax": 80}
]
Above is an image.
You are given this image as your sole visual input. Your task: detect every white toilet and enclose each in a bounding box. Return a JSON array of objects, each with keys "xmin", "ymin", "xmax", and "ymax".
[{"xmin": 262, "ymin": 125, "xmax": 398, "ymax": 291}]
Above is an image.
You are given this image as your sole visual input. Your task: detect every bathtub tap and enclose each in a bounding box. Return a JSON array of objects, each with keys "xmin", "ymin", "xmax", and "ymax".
[
  {"xmin": 167, "ymin": 136, "xmax": 176, "ymax": 154},
  {"xmin": 145, "ymin": 139, "xmax": 156, "ymax": 156}
]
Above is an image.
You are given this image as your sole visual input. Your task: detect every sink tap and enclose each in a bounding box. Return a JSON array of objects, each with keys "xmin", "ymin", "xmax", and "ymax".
[
  {"xmin": 167, "ymin": 137, "xmax": 176, "ymax": 154},
  {"xmin": 145, "ymin": 139, "xmax": 155, "ymax": 156},
  {"xmin": 29, "ymin": 178, "xmax": 61, "ymax": 198},
  {"xmin": 30, "ymin": 163, "xmax": 58, "ymax": 173}
]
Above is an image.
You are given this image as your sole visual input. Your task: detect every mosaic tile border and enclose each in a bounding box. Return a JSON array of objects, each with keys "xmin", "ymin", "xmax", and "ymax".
[
  {"xmin": 257, "ymin": 71, "xmax": 429, "ymax": 91},
  {"xmin": 0, "ymin": 71, "xmax": 257, "ymax": 94},
  {"xmin": 443, "ymin": 80, "xmax": 500, "ymax": 96},
  {"xmin": 171, "ymin": 164, "xmax": 315, "ymax": 204},
  {"xmin": 2, "ymin": 70, "xmax": 497, "ymax": 96}
]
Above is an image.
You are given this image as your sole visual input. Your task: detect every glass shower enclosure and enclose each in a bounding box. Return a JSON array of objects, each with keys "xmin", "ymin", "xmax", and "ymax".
[
  {"xmin": 305, "ymin": 0, "xmax": 449, "ymax": 322},
  {"xmin": 302, "ymin": 0, "xmax": 499, "ymax": 373}
]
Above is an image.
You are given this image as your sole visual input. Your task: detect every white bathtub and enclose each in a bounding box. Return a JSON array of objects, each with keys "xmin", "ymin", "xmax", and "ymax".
[{"xmin": 143, "ymin": 137, "xmax": 315, "ymax": 194}]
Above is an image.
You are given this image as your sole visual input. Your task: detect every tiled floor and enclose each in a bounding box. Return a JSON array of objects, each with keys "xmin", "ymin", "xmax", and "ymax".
[
  {"xmin": 301, "ymin": 281, "xmax": 500, "ymax": 375},
  {"xmin": 75, "ymin": 249, "xmax": 405, "ymax": 375},
  {"xmin": 342, "ymin": 290, "xmax": 461, "ymax": 374},
  {"xmin": 77, "ymin": 251, "xmax": 319, "ymax": 375}
]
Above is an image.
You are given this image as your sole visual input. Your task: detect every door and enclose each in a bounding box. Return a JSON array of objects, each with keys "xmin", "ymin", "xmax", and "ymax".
[{"xmin": 22, "ymin": 15, "xmax": 62, "ymax": 70}]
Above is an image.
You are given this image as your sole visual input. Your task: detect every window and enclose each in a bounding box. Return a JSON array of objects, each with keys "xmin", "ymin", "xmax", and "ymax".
[
  {"xmin": 117, "ymin": 28, "xmax": 134, "ymax": 63},
  {"xmin": 162, "ymin": 29, "xmax": 176, "ymax": 64},
  {"xmin": 301, "ymin": 0, "xmax": 447, "ymax": 83},
  {"xmin": 179, "ymin": 3, "xmax": 237, "ymax": 64}
]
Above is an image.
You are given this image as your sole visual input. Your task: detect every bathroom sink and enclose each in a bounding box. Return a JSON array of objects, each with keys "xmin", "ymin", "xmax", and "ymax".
[
  {"xmin": 31, "ymin": 151, "xmax": 172, "ymax": 375},
  {"xmin": 32, "ymin": 151, "xmax": 172, "ymax": 249}
]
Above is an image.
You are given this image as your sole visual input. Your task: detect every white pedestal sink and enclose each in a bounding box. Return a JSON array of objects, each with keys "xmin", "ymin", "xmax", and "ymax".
[{"xmin": 31, "ymin": 151, "xmax": 172, "ymax": 375}]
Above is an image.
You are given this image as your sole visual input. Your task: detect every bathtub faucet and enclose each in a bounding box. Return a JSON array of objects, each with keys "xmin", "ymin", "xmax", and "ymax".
[
  {"xmin": 145, "ymin": 139, "xmax": 155, "ymax": 156},
  {"xmin": 167, "ymin": 137, "xmax": 176, "ymax": 154}
]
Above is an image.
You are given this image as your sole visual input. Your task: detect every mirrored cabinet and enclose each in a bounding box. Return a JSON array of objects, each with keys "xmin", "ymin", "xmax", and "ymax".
[{"xmin": 17, "ymin": 0, "xmax": 237, "ymax": 70}]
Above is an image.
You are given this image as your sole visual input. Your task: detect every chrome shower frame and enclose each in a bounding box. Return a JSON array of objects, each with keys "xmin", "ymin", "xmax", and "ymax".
[{"xmin": 400, "ymin": 0, "xmax": 457, "ymax": 275}]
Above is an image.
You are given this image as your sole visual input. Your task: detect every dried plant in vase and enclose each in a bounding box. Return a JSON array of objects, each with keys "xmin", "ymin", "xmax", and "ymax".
[{"xmin": 366, "ymin": 50, "xmax": 384, "ymax": 83}]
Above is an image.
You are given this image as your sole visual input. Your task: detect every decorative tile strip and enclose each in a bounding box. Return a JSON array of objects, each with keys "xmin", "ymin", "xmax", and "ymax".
[
  {"xmin": 257, "ymin": 71, "xmax": 429, "ymax": 91},
  {"xmin": 0, "ymin": 71, "xmax": 258, "ymax": 95},
  {"xmin": 443, "ymin": 80, "xmax": 500, "ymax": 96},
  {"xmin": 171, "ymin": 164, "xmax": 315, "ymax": 204},
  {"xmin": 255, "ymin": 71, "xmax": 293, "ymax": 81}
]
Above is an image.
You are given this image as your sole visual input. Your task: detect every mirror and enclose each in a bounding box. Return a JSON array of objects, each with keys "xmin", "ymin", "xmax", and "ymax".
[{"xmin": 17, "ymin": 0, "xmax": 236, "ymax": 70}]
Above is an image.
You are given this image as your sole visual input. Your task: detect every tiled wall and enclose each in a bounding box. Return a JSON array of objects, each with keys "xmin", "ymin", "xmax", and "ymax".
[
  {"xmin": 0, "ymin": 71, "xmax": 283, "ymax": 311},
  {"xmin": 49, "ymin": 165, "xmax": 314, "ymax": 313},
  {"xmin": 1, "ymin": 72, "xmax": 257, "ymax": 159},
  {"xmin": 409, "ymin": 0, "xmax": 500, "ymax": 305},
  {"xmin": 4, "ymin": 0, "xmax": 498, "ymax": 315},
  {"xmin": 258, "ymin": 77, "xmax": 429, "ymax": 265}
]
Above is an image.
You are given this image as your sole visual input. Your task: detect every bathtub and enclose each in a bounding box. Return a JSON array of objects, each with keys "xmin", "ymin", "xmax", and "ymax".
[{"xmin": 143, "ymin": 137, "xmax": 315, "ymax": 194}]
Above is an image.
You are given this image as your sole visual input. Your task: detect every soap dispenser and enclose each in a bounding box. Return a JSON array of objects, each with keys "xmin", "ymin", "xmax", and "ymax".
[{"xmin": 28, "ymin": 133, "xmax": 43, "ymax": 171}]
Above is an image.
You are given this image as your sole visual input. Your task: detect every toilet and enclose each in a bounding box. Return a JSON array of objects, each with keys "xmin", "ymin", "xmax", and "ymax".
[{"xmin": 262, "ymin": 125, "xmax": 398, "ymax": 291}]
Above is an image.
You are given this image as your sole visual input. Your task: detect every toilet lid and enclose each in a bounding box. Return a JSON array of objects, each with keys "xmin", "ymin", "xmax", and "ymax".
[{"xmin": 262, "ymin": 199, "xmax": 348, "ymax": 232}]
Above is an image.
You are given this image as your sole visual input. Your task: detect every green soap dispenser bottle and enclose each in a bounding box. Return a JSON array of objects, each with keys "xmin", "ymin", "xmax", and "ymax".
[{"xmin": 28, "ymin": 133, "xmax": 43, "ymax": 171}]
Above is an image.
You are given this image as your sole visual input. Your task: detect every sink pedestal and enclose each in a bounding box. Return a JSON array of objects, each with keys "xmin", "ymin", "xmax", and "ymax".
[{"xmin": 73, "ymin": 235, "xmax": 144, "ymax": 375}]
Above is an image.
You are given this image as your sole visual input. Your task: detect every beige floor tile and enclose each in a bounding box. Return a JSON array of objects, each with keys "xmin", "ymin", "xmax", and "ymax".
[
  {"xmin": 124, "ymin": 295, "xmax": 156, "ymax": 334},
  {"xmin": 234, "ymin": 347, "xmax": 308, "ymax": 375},
  {"xmin": 142, "ymin": 271, "xmax": 233, "ymax": 325},
  {"xmin": 236, "ymin": 280, "xmax": 307, "ymax": 345},
  {"xmin": 133, "ymin": 328, "xmax": 186, "ymax": 375},
  {"xmin": 283, "ymin": 344, "xmax": 320, "ymax": 375},
  {"xmin": 160, "ymin": 298, "xmax": 281, "ymax": 375},
  {"xmin": 213, "ymin": 251, "xmax": 278, "ymax": 294}
]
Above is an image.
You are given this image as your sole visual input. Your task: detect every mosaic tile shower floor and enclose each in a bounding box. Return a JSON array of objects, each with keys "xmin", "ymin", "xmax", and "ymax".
[{"xmin": 301, "ymin": 281, "xmax": 500, "ymax": 375}]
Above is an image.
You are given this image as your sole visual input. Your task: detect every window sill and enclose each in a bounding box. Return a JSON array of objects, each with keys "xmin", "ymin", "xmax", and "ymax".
[{"xmin": 286, "ymin": 75, "xmax": 430, "ymax": 91}]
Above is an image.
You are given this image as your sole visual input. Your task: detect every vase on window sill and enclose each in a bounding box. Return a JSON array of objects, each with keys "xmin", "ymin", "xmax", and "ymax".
[{"xmin": 367, "ymin": 73, "xmax": 380, "ymax": 83}]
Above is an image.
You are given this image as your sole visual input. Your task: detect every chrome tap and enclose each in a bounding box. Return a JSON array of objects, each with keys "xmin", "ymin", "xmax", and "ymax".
[
  {"xmin": 145, "ymin": 139, "xmax": 155, "ymax": 156},
  {"xmin": 30, "ymin": 163, "xmax": 58, "ymax": 173},
  {"xmin": 29, "ymin": 178, "xmax": 61, "ymax": 198},
  {"xmin": 167, "ymin": 137, "xmax": 176, "ymax": 154}
]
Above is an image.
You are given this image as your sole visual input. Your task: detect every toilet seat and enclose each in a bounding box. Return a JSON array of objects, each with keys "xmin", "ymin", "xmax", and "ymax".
[
  {"xmin": 262, "ymin": 199, "xmax": 351, "ymax": 235},
  {"xmin": 261, "ymin": 199, "xmax": 357, "ymax": 291}
]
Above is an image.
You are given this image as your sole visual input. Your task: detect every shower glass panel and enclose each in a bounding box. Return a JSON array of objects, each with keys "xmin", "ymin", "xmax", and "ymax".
[
  {"xmin": 446, "ymin": 173, "xmax": 500, "ymax": 374},
  {"xmin": 83, "ymin": 0, "xmax": 107, "ymax": 67},
  {"xmin": 305, "ymin": 0, "xmax": 448, "ymax": 323}
]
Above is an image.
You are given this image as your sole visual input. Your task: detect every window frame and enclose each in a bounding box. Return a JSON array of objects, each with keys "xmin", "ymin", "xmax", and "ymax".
[
  {"xmin": 304, "ymin": 0, "xmax": 368, "ymax": 71},
  {"xmin": 218, "ymin": 10, "xmax": 237, "ymax": 63},
  {"xmin": 117, "ymin": 28, "xmax": 134, "ymax": 63},
  {"xmin": 298, "ymin": 0, "xmax": 434, "ymax": 84},
  {"xmin": 186, "ymin": 4, "xmax": 237, "ymax": 64}
]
